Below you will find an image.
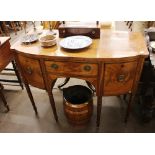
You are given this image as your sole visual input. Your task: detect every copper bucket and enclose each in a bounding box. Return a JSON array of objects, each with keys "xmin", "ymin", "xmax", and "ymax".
[{"xmin": 63, "ymin": 85, "xmax": 93, "ymax": 125}]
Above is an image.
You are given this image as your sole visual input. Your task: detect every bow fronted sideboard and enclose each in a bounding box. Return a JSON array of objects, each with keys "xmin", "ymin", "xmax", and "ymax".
[{"xmin": 11, "ymin": 30, "xmax": 149, "ymax": 126}]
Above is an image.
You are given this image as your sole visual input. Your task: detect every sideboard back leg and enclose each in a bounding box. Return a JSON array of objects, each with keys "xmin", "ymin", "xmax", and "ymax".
[
  {"xmin": 124, "ymin": 93, "xmax": 135, "ymax": 123},
  {"xmin": 97, "ymin": 96, "xmax": 102, "ymax": 127}
]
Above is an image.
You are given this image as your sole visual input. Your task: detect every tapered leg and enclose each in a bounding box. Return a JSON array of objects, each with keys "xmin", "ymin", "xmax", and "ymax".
[
  {"xmin": 48, "ymin": 80, "xmax": 58, "ymax": 121},
  {"xmin": 58, "ymin": 78, "xmax": 70, "ymax": 90},
  {"xmin": 24, "ymin": 83, "xmax": 38, "ymax": 115},
  {"xmin": 123, "ymin": 94, "xmax": 127, "ymax": 101},
  {"xmin": 97, "ymin": 96, "xmax": 102, "ymax": 127},
  {"xmin": 12, "ymin": 60, "xmax": 24, "ymax": 89},
  {"xmin": 0, "ymin": 84, "xmax": 9, "ymax": 112},
  {"xmin": 124, "ymin": 93, "xmax": 134, "ymax": 123}
]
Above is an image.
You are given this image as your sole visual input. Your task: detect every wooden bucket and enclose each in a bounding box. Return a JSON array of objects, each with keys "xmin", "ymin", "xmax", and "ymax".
[{"xmin": 63, "ymin": 85, "xmax": 93, "ymax": 125}]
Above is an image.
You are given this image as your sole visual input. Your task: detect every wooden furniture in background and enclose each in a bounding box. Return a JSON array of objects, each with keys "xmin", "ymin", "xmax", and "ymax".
[
  {"xmin": 12, "ymin": 30, "xmax": 149, "ymax": 127},
  {"xmin": 0, "ymin": 21, "xmax": 25, "ymax": 36},
  {"xmin": 0, "ymin": 37, "xmax": 23, "ymax": 89},
  {"xmin": 0, "ymin": 83, "xmax": 9, "ymax": 111},
  {"xmin": 59, "ymin": 21, "xmax": 100, "ymax": 38}
]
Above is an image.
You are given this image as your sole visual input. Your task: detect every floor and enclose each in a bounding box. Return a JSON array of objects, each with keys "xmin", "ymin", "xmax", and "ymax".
[{"xmin": 1, "ymin": 21, "xmax": 155, "ymax": 133}]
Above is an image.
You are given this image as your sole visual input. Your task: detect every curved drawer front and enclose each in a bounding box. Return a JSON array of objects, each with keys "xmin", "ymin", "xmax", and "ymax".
[
  {"xmin": 103, "ymin": 61, "xmax": 138, "ymax": 95},
  {"xmin": 18, "ymin": 55, "xmax": 45, "ymax": 89},
  {"xmin": 45, "ymin": 61, "xmax": 98, "ymax": 77}
]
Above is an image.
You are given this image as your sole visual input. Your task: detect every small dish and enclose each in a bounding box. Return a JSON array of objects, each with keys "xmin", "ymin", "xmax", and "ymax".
[{"xmin": 39, "ymin": 34, "xmax": 56, "ymax": 47}]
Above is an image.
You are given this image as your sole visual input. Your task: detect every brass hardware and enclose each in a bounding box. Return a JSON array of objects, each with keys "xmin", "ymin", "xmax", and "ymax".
[
  {"xmin": 26, "ymin": 67, "xmax": 32, "ymax": 74},
  {"xmin": 92, "ymin": 31, "xmax": 95, "ymax": 34},
  {"xmin": 117, "ymin": 74, "xmax": 125, "ymax": 82},
  {"xmin": 63, "ymin": 30, "xmax": 65, "ymax": 34},
  {"xmin": 84, "ymin": 65, "xmax": 91, "ymax": 71},
  {"xmin": 51, "ymin": 63, "xmax": 58, "ymax": 69}
]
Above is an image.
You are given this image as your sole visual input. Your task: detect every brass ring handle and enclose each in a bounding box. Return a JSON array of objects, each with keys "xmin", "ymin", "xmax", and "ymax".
[
  {"xmin": 92, "ymin": 31, "xmax": 95, "ymax": 34},
  {"xmin": 117, "ymin": 74, "xmax": 125, "ymax": 82},
  {"xmin": 51, "ymin": 63, "xmax": 59, "ymax": 69},
  {"xmin": 26, "ymin": 67, "xmax": 33, "ymax": 75},
  {"xmin": 84, "ymin": 65, "xmax": 91, "ymax": 71}
]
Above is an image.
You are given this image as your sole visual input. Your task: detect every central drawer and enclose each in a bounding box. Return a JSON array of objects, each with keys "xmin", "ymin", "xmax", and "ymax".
[{"xmin": 45, "ymin": 61, "xmax": 98, "ymax": 77}]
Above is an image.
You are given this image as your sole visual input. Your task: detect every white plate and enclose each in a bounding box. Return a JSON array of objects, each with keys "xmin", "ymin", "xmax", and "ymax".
[
  {"xmin": 21, "ymin": 34, "xmax": 38, "ymax": 44},
  {"xmin": 59, "ymin": 35, "xmax": 92, "ymax": 50}
]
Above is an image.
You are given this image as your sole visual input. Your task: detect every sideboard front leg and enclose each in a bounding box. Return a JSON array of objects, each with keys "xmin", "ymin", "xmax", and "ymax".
[
  {"xmin": 124, "ymin": 93, "xmax": 135, "ymax": 123},
  {"xmin": 97, "ymin": 96, "xmax": 102, "ymax": 127},
  {"xmin": 24, "ymin": 83, "xmax": 38, "ymax": 116},
  {"xmin": 47, "ymin": 79, "xmax": 58, "ymax": 122}
]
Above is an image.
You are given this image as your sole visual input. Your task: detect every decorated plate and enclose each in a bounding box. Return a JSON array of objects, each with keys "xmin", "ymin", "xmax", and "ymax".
[
  {"xmin": 21, "ymin": 34, "xmax": 38, "ymax": 44},
  {"xmin": 59, "ymin": 35, "xmax": 92, "ymax": 50}
]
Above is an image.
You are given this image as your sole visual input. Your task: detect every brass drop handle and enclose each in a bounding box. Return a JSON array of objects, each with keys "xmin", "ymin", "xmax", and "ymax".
[
  {"xmin": 84, "ymin": 65, "xmax": 91, "ymax": 71},
  {"xmin": 26, "ymin": 67, "xmax": 33, "ymax": 75},
  {"xmin": 51, "ymin": 63, "xmax": 59, "ymax": 69},
  {"xmin": 117, "ymin": 74, "xmax": 125, "ymax": 82}
]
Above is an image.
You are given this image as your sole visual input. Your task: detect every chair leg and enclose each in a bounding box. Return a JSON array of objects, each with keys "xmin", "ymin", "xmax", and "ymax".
[
  {"xmin": 12, "ymin": 60, "xmax": 24, "ymax": 89},
  {"xmin": 2, "ymin": 21, "xmax": 10, "ymax": 36},
  {"xmin": 0, "ymin": 84, "xmax": 9, "ymax": 112},
  {"xmin": 0, "ymin": 26, "xmax": 4, "ymax": 36},
  {"xmin": 10, "ymin": 22, "xmax": 17, "ymax": 35},
  {"xmin": 124, "ymin": 93, "xmax": 135, "ymax": 123},
  {"xmin": 24, "ymin": 83, "xmax": 38, "ymax": 115}
]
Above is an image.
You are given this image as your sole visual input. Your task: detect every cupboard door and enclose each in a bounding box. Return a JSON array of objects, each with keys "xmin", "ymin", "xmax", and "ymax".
[
  {"xmin": 103, "ymin": 61, "xmax": 138, "ymax": 95},
  {"xmin": 18, "ymin": 55, "xmax": 45, "ymax": 89}
]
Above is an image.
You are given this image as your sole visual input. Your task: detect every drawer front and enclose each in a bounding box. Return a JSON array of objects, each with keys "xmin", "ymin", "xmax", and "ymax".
[
  {"xmin": 103, "ymin": 61, "xmax": 138, "ymax": 95},
  {"xmin": 45, "ymin": 61, "xmax": 98, "ymax": 77},
  {"xmin": 18, "ymin": 55, "xmax": 45, "ymax": 89}
]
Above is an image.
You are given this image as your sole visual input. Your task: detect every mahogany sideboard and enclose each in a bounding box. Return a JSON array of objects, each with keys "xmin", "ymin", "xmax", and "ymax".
[{"xmin": 11, "ymin": 30, "xmax": 149, "ymax": 126}]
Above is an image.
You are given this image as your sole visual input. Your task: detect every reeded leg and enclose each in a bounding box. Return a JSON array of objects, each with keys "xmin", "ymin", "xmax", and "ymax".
[
  {"xmin": 24, "ymin": 83, "xmax": 38, "ymax": 115},
  {"xmin": 97, "ymin": 96, "xmax": 102, "ymax": 127},
  {"xmin": 48, "ymin": 80, "xmax": 58, "ymax": 122},
  {"xmin": 0, "ymin": 84, "xmax": 9, "ymax": 112},
  {"xmin": 124, "ymin": 93, "xmax": 134, "ymax": 123},
  {"xmin": 58, "ymin": 78, "xmax": 70, "ymax": 90}
]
